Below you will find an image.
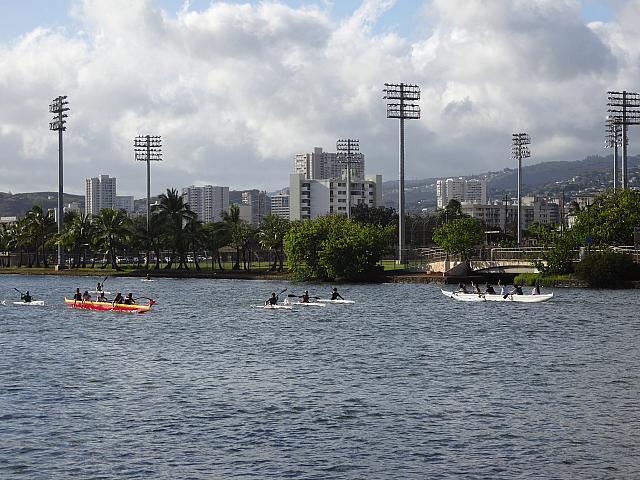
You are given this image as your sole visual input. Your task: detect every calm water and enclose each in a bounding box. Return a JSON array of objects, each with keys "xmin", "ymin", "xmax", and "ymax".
[{"xmin": 1, "ymin": 274, "xmax": 639, "ymax": 479}]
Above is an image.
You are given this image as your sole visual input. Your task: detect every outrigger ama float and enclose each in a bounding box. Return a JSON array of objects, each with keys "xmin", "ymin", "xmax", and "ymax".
[{"xmin": 64, "ymin": 298, "xmax": 156, "ymax": 313}]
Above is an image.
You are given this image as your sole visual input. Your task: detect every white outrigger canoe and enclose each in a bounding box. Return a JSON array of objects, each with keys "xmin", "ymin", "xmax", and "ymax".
[
  {"xmin": 317, "ymin": 299, "xmax": 355, "ymax": 304},
  {"xmin": 441, "ymin": 289, "xmax": 553, "ymax": 303},
  {"xmin": 283, "ymin": 299, "xmax": 325, "ymax": 307}
]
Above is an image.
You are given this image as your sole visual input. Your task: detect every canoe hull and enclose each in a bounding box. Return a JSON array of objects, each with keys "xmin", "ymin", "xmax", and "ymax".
[
  {"xmin": 64, "ymin": 298, "xmax": 154, "ymax": 313},
  {"xmin": 441, "ymin": 289, "xmax": 553, "ymax": 303},
  {"xmin": 318, "ymin": 299, "xmax": 355, "ymax": 304},
  {"xmin": 13, "ymin": 300, "xmax": 45, "ymax": 306}
]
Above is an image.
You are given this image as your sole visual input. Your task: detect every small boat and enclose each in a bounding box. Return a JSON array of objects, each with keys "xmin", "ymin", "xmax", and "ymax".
[
  {"xmin": 64, "ymin": 298, "xmax": 156, "ymax": 313},
  {"xmin": 441, "ymin": 289, "xmax": 553, "ymax": 303},
  {"xmin": 255, "ymin": 304, "xmax": 293, "ymax": 310},
  {"xmin": 317, "ymin": 299, "xmax": 355, "ymax": 304},
  {"xmin": 12, "ymin": 300, "xmax": 45, "ymax": 306},
  {"xmin": 141, "ymin": 279, "xmax": 154, "ymax": 282}
]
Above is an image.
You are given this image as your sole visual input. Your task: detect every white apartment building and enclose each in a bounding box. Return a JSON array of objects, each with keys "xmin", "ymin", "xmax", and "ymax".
[
  {"xmin": 289, "ymin": 173, "xmax": 383, "ymax": 221},
  {"xmin": 436, "ymin": 177, "xmax": 487, "ymax": 208},
  {"xmin": 294, "ymin": 147, "xmax": 365, "ymax": 181},
  {"xmin": 241, "ymin": 190, "xmax": 271, "ymax": 226},
  {"xmin": 181, "ymin": 185, "xmax": 229, "ymax": 223},
  {"xmin": 461, "ymin": 197, "xmax": 560, "ymax": 232},
  {"xmin": 85, "ymin": 175, "xmax": 117, "ymax": 215},
  {"xmin": 270, "ymin": 193, "xmax": 290, "ymax": 219}
]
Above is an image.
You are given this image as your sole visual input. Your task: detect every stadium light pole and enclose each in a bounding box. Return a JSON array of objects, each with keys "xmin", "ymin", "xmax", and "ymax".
[
  {"xmin": 336, "ymin": 138, "xmax": 360, "ymax": 218},
  {"xmin": 134, "ymin": 135, "xmax": 162, "ymax": 230},
  {"xmin": 49, "ymin": 95, "xmax": 69, "ymax": 270},
  {"xmin": 511, "ymin": 132, "xmax": 531, "ymax": 245},
  {"xmin": 383, "ymin": 83, "xmax": 421, "ymax": 264},
  {"xmin": 607, "ymin": 91, "xmax": 640, "ymax": 189},
  {"xmin": 605, "ymin": 117, "xmax": 623, "ymax": 191}
]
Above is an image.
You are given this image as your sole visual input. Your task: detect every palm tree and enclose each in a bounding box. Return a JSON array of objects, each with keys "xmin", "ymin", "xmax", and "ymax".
[
  {"xmin": 184, "ymin": 218, "xmax": 206, "ymax": 271},
  {"xmin": 154, "ymin": 188, "xmax": 196, "ymax": 269},
  {"xmin": 204, "ymin": 221, "xmax": 231, "ymax": 270},
  {"xmin": 223, "ymin": 204, "xmax": 246, "ymax": 270},
  {"xmin": 92, "ymin": 208, "xmax": 132, "ymax": 270},
  {"xmin": 24, "ymin": 206, "xmax": 52, "ymax": 267},
  {"xmin": 61, "ymin": 212, "xmax": 94, "ymax": 268},
  {"xmin": 257, "ymin": 214, "xmax": 290, "ymax": 271}
]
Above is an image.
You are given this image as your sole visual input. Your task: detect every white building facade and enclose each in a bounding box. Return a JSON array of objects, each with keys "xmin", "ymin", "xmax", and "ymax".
[
  {"xmin": 289, "ymin": 173, "xmax": 383, "ymax": 221},
  {"xmin": 85, "ymin": 175, "xmax": 117, "ymax": 216},
  {"xmin": 181, "ymin": 185, "xmax": 229, "ymax": 223},
  {"xmin": 461, "ymin": 197, "xmax": 560, "ymax": 232},
  {"xmin": 436, "ymin": 177, "xmax": 487, "ymax": 208},
  {"xmin": 270, "ymin": 193, "xmax": 290, "ymax": 219},
  {"xmin": 116, "ymin": 196, "xmax": 135, "ymax": 214}
]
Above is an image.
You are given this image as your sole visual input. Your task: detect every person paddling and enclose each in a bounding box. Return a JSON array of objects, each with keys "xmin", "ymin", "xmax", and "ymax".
[
  {"xmin": 21, "ymin": 290, "xmax": 32, "ymax": 303},
  {"xmin": 300, "ymin": 290, "xmax": 310, "ymax": 303},
  {"xmin": 97, "ymin": 291, "xmax": 108, "ymax": 302},
  {"xmin": 457, "ymin": 283, "xmax": 469, "ymax": 294},
  {"xmin": 510, "ymin": 284, "xmax": 524, "ymax": 295},
  {"xmin": 73, "ymin": 288, "xmax": 82, "ymax": 301},
  {"xmin": 97, "ymin": 282, "xmax": 103, "ymax": 292},
  {"xmin": 123, "ymin": 293, "xmax": 136, "ymax": 305},
  {"xmin": 532, "ymin": 283, "xmax": 541, "ymax": 295},
  {"xmin": 113, "ymin": 292, "xmax": 124, "ymax": 305},
  {"xmin": 500, "ymin": 282, "xmax": 510, "ymax": 298},
  {"xmin": 330, "ymin": 287, "xmax": 344, "ymax": 300},
  {"xmin": 485, "ymin": 284, "xmax": 496, "ymax": 295},
  {"xmin": 265, "ymin": 292, "xmax": 279, "ymax": 306}
]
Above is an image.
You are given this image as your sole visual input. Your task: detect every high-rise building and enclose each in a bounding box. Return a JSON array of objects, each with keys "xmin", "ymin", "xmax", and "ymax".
[
  {"xmin": 436, "ymin": 177, "xmax": 487, "ymax": 208},
  {"xmin": 270, "ymin": 193, "xmax": 290, "ymax": 219},
  {"xmin": 241, "ymin": 190, "xmax": 271, "ymax": 226},
  {"xmin": 289, "ymin": 174, "xmax": 383, "ymax": 221},
  {"xmin": 461, "ymin": 197, "xmax": 560, "ymax": 232},
  {"xmin": 181, "ymin": 185, "xmax": 229, "ymax": 223},
  {"xmin": 295, "ymin": 147, "xmax": 365, "ymax": 181},
  {"xmin": 85, "ymin": 174, "xmax": 116, "ymax": 215}
]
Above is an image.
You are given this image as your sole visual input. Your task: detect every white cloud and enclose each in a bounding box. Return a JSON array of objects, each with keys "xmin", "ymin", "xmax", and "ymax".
[{"xmin": 0, "ymin": 0, "xmax": 638, "ymax": 199}]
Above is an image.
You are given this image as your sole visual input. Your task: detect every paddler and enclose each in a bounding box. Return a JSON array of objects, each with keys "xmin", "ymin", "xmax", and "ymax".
[
  {"xmin": 330, "ymin": 287, "xmax": 344, "ymax": 300},
  {"xmin": 73, "ymin": 288, "xmax": 82, "ymax": 301},
  {"xmin": 113, "ymin": 292, "xmax": 124, "ymax": 304},
  {"xmin": 21, "ymin": 290, "xmax": 32, "ymax": 303},
  {"xmin": 300, "ymin": 290, "xmax": 310, "ymax": 303},
  {"xmin": 265, "ymin": 292, "xmax": 279, "ymax": 305},
  {"xmin": 96, "ymin": 291, "xmax": 108, "ymax": 302},
  {"xmin": 123, "ymin": 293, "xmax": 136, "ymax": 305}
]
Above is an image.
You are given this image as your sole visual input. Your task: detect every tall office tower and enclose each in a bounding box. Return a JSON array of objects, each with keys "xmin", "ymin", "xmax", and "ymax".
[
  {"xmin": 294, "ymin": 147, "xmax": 365, "ymax": 181},
  {"xmin": 115, "ymin": 196, "xmax": 135, "ymax": 214},
  {"xmin": 181, "ymin": 185, "xmax": 229, "ymax": 223},
  {"xmin": 241, "ymin": 190, "xmax": 271, "ymax": 226},
  {"xmin": 85, "ymin": 174, "xmax": 117, "ymax": 216}
]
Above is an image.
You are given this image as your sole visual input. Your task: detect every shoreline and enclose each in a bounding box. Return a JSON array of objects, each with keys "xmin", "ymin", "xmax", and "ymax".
[{"xmin": 0, "ymin": 267, "xmax": 597, "ymax": 287}]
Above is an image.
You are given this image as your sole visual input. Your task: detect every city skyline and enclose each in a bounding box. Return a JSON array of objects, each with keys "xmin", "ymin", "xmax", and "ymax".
[{"xmin": 0, "ymin": 0, "xmax": 635, "ymax": 197}]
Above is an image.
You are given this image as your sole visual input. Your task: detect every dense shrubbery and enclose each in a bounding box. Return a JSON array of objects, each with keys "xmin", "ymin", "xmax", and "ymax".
[
  {"xmin": 574, "ymin": 252, "xmax": 640, "ymax": 288},
  {"xmin": 284, "ymin": 215, "xmax": 394, "ymax": 281}
]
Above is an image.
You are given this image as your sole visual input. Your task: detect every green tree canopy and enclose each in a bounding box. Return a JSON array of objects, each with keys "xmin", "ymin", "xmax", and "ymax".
[
  {"xmin": 572, "ymin": 189, "xmax": 640, "ymax": 246},
  {"xmin": 284, "ymin": 215, "xmax": 394, "ymax": 281},
  {"xmin": 432, "ymin": 216, "xmax": 483, "ymax": 261}
]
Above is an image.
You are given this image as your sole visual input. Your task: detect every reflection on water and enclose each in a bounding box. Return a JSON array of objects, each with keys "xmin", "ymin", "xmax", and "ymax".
[{"xmin": 1, "ymin": 275, "xmax": 639, "ymax": 479}]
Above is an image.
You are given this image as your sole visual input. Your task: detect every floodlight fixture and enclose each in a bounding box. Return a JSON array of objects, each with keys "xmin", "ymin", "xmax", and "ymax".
[
  {"xmin": 336, "ymin": 138, "xmax": 360, "ymax": 219},
  {"xmin": 134, "ymin": 135, "xmax": 163, "ymax": 229},
  {"xmin": 511, "ymin": 132, "xmax": 531, "ymax": 245},
  {"xmin": 607, "ymin": 91, "xmax": 640, "ymax": 189},
  {"xmin": 49, "ymin": 95, "xmax": 70, "ymax": 269},
  {"xmin": 383, "ymin": 82, "xmax": 421, "ymax": 264}
]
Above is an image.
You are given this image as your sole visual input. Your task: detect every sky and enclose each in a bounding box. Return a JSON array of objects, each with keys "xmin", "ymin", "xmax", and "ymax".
[{"xmin": 0, "ymin": 0, "xmax": 636, "ymax": 197}]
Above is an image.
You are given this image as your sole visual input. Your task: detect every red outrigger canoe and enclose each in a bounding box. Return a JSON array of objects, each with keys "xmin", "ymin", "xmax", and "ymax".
[{"xmin": 64, "ymin": 298, "xmax": 156, "ymax": 313}]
